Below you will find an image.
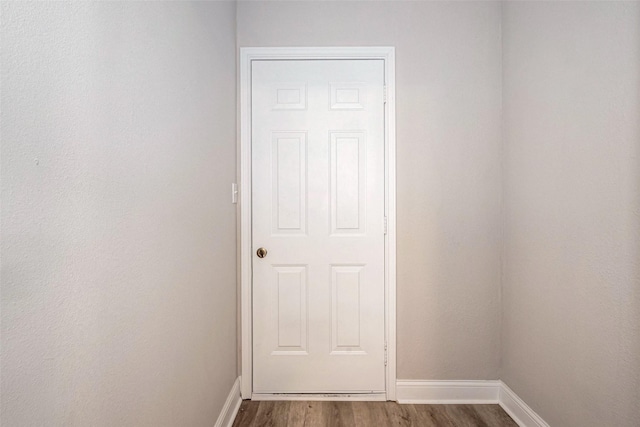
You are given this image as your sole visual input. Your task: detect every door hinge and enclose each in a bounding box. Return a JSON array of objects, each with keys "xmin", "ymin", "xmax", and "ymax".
[
  {"xmin": 384, "ymin": 342, "xmax": 388, "ymax": 366},
  {"xmin": 231, "ymin": 183, "xmax": 238, "ymax": 204},
  {"xmin": 384, "ymin": 216, "xmax": 388, "ymax": 235},
  {"xmin": 383, "ymin": 85, "xmax": 387, "ymax": 104}
]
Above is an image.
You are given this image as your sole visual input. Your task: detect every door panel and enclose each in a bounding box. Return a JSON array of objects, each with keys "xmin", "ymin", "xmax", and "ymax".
[
  {"xmin": 271, "ymin": 132, "xmax": 307, "ymax": 234},
  {"xmin": 252, "ymin": 59, "xmax": 385, "ymax": 393}
]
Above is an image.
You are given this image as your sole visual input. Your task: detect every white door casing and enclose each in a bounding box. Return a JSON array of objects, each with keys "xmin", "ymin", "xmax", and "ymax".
[{"xmin": 240, "ymin": 47, "xmax": 397, "ymax": 400}]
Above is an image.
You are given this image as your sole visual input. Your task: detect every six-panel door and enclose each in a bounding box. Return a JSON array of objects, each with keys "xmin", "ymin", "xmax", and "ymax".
[{"xmin": 252, "ymin": 59, "xmax": 385, "ymax": 393}]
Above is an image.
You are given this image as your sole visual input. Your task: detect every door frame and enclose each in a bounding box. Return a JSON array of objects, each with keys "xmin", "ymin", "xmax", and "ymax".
[{"xmin": 239, "ymin": 47, "xmax": 397, "ymax": 401}]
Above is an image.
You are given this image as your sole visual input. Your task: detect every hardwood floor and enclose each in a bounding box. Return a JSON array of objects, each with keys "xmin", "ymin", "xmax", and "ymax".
[{"xmin": 232, "ymin": 400, "xmax": 518, "ymax": 426}]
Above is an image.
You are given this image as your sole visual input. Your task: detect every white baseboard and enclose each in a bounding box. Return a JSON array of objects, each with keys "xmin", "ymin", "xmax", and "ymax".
[
  {"xmin": 215, "ymin": 377, "xmax": 242, "ymax": 427},
  {"xmin": 395, "ymin": 379, "xmax": 549, "ymax": 427},
  {"xmin": 396, "ymin": 380, "xmax": 500, "ymax": 404},
  {"xmin": 498, "ymin": 381, "xmax": 550, "ymax": 427}
]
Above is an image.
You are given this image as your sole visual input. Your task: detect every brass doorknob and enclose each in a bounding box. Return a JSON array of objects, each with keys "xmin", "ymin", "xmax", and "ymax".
[{"xmin": 256, "ymin": 247, "xmax": 268, "ymax": 258}]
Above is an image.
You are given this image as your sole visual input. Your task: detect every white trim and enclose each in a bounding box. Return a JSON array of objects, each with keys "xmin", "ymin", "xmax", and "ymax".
[
  {"xmin": 396, "ymin": 380, "xmax": 501, "ymax": 404},
  {"xmin": 239, "ymin": 46, "xmax": 253, "ymax": 400},
  {"xmin": 252, "ymin": 393, "xmax": 387, "ymax": 402},
  {"xmin": 240, "ymin": 46, "xmax": 396, "ymax": 61},
  {"xmin": 214, "ymin": 377, "xmax": 242, "ymax": 427},
  {"xmin": 383, "ymin": 47, "xmax": 397, "ymax": 402},
  {"xmin": 499, "ymin": 381, "xmax": 550, "ymax": 427},
  {"xmin": 239, "ymin": 46, "xmax": 397, "ymax": 400},
  {"xmin": 395, "ymin": 380, "xmax": 550, "ymax": 427}
]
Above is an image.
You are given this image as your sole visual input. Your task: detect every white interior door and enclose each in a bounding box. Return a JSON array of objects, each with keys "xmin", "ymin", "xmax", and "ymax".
[{"xmin": 252, "ymin": 59, "xmax": 385, "ymax": 393}]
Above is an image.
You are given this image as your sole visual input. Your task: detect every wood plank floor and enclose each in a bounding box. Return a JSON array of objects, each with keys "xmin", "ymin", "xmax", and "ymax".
[{"xmin": 232, "ymin": 401, "xmax": 518, "ymax": 426}]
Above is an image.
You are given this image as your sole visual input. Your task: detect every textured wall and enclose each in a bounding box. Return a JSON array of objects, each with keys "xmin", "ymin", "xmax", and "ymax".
[
  {"xmin": 502, "ymin": 2, "xmax": 640, "ymax": 426},
  {"xmin": 237, "ymin": 1, "xmax": 503, "ymax": 380},
  {"xmin": 0, "ymin": 2, "xmax": 237, "ymax": 426}
]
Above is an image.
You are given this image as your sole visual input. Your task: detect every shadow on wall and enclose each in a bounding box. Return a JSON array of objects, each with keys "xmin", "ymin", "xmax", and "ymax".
[{"xmin": 629, "ymin": 69, "xmax": 640, "ymax": 422}]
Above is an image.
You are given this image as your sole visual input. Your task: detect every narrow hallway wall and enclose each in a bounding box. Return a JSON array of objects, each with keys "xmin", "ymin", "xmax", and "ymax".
[
  {"xmin": 502, "ymin": 2, "xmax": 640, "ymax": 426},
  {"xmin": 1, "ymin": 2, "xmax": 237, "ymax": 425}
]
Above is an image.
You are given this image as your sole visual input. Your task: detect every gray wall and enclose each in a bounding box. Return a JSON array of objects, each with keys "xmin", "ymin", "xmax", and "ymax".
[
  {"xmin": 0, "ymin": 2, "xmax": 237, "ymax": 426},
  {"xmin": 237, "ymin": 1, "xmax": 504, "ymax": 380},
  {"xmin": 502, "ymin": 2, "xmax": 640, "ymax": 426}
]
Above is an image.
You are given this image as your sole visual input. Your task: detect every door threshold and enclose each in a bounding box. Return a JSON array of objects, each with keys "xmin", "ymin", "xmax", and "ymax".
[{"xmin": 251, "ymin": 392, "xmax": 387, "ymax": 402}]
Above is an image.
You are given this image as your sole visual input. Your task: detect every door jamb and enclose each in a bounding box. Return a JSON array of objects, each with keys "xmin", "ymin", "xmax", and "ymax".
[{"xmin": 239, "ymin": 47, "xmax": 397, "ymax": 401}]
